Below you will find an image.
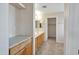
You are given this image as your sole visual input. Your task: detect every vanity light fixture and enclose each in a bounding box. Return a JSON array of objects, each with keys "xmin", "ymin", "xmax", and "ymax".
[{"xmin": 35, "ymin": 10, "xmax": 42, "ymax": 20}]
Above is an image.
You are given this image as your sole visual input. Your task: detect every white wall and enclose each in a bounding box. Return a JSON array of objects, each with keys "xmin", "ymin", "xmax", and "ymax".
[
  {"xmin": 0, "ymin": 3, "xmax": 9, "ymax": 55},
  {"xmin": 19, "ymin": 4, "xmax": 33, "ymax": 35},
  {"xmin": 9, "ymin": 4, "xmax": 21, "ymax": 37},
  {"xmin": 9, "ymin": 4, "xmax": 16, "ymax": 37},
  {"xmin": 43, "ymin": 12, "xmax": 64, "ymax": 43},
  {"xmin": 65, "ymin": 3, "xmax": 79, "ymax": 55},
  {"xmin": 15, "ymin": 7, "xmax": 21, "ymax": 35},
  {"xmin": 57, "ymin": 14, "xmax": 64, "ymax": 43},
  {"xmin": 9, "ymin": 4, "xmax": 33, "ymax": 37}
]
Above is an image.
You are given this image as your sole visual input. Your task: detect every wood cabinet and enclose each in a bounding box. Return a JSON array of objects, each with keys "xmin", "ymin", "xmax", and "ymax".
[
  {"xmin": 15, "ymin": 48, "xmax": 25, "ymax": 55},
  {"xmin": 35, "ymin": 38, "xmax": 38, "ymax": 49},
  {"xmin": 35, "ymin": 33, "xmax": 44, "ymax": 51},
  {"xmin": 40, "ymin": 33, "xmax": 44, "ymax": 44},
  {"xmin": 9, "ymin": 39, "xmax": 32, "ymax": 55},
  {"xmin": 25, "ymin": 42, "xmax": 32, "ymax": 55},
  {"xmin": 37, "ymin": 36, "xmax": 41, "ymax": 48},
  {"xmin": 9, "ymin": 33, "xmax": 44, "ymax": 55}
]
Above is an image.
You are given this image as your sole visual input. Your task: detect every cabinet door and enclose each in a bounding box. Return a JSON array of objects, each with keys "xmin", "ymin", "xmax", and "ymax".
[
  {"xmin": 37, "ymin": 36, "xmax": 41, "ymax": 48},
  {"xmin": 35, "ymin": 33, "xmax": 44, "ymax": 51},
  {"xmin": 40, "ymin": 33, "xmax": 44, "ymax": 45},
  {"xmin": 35, "ymin": 38, "xmax": 38, "ymax": 49},
  {"xmin": 39, "ymin": 35, "xmax": 42, "ymax": 45},
  {"xmin": 37, "ymin": 33, "xmax": 44, "ymax": 49},
  {"xmin": 26, "ymin": 42, "xmax": 32, "ymax": 55}
]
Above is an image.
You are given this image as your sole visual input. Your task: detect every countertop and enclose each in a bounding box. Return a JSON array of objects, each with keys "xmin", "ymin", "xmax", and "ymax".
[
  {"xmin": 35, "ymin": 31, "xmax": 44, "ymax": 38},
  {"xmin": 9, "ymin": 35, "xmax": 32, "ymax": 48}
]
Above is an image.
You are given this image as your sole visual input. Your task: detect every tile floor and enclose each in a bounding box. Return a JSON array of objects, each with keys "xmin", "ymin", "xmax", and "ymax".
[{"xmin": 36, "ymin": 37, "xmax": 64, "ymax": 55}]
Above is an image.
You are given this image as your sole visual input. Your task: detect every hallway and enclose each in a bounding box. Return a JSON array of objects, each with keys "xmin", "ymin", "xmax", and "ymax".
[{"xmin": 36, "ymin": 38, "xmax": 64, "ymax": 55}]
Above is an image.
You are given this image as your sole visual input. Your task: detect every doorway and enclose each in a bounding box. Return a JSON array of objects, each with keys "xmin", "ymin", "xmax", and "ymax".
[{"xmin": 48, "ymin": 18, "xmax": 56, "ymax": 40}]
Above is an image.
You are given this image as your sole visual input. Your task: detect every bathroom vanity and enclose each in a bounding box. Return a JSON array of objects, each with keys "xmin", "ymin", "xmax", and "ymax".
[
  {"xmin": 9, "ymin": 35, "xmax": 32, "ymax": 55},
  {"xmin": 35, "ymin": 16, "xmax": 44, "ymax": 52},
  {"xmin": 35, "ymin": 32, "xmax": 44, "ymax": 51}
]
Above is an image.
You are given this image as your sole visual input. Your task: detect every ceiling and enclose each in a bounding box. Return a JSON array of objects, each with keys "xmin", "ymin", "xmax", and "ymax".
[
  {"xmin": 10, "ymin": 3, "xmax": 26, "ymax": 9},
  {"xmin": 35, "ymin": 3, "xmax": 64, "ymax": 14}
]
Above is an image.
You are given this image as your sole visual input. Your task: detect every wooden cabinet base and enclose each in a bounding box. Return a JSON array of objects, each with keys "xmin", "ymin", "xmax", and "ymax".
[
  {"xmin": 25, "ymin": 43, "xmax": 32, "ymax": 55},
  {"xmin": 9, "ymin": 39, "xmax": 32, "ymax": 55},
  {"xmin": 15, "ymin": 48, "xmax": 25, "ymax": 55},
  {"xmin": 35, "ymin": 33, "xmax": 44, "ymax": 51}
]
